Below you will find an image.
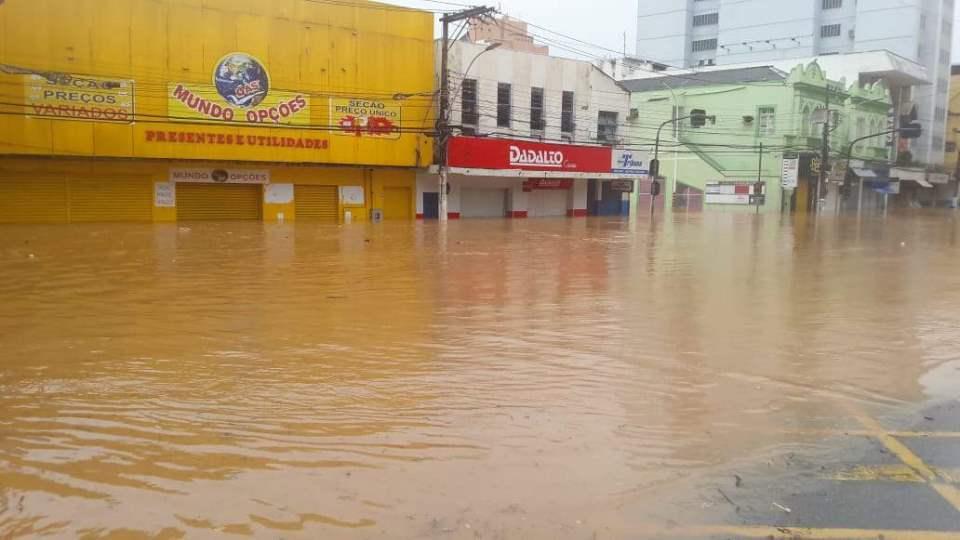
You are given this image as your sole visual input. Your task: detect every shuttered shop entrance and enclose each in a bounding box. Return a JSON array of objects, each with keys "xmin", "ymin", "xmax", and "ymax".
[
  {"xmin": 528, "ymin": 189, "xmax": 568, "ymax": 217},
  {"xmin": 0, "ymin": 178, "xmax": 68, "ymax": 223},
  {"xmin": 295, "ymin": 185, "xmax": 338, "ymax": 221},
  {"xmin": 69, "ymin": 178, "xmax": 153, "ymax": 222},
  {"xmin": 461, "ymin": 188, "xmax": 507, "ymax": 218},
  {"xmin": 177, "ymin": 183, "xmax": 262, "ymax": 221}
]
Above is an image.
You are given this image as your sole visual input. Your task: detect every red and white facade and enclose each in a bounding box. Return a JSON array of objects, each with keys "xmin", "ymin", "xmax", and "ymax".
[
  {"xmin": 417, "ymin": 136, "xmax": 647, "ymax": 218},
  {"xmin": 417, "ymin": 40, "xmax": 644, "ymax": 220}
]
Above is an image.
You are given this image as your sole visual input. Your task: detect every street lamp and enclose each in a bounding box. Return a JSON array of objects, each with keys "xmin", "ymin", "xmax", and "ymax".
[
  {"xmin": 843, "ymin": 125, "xmax": 922, "ymax": 215},
  {"xmin": 649, "ymin": 108, "xmax": 709, "ymax": 215}
]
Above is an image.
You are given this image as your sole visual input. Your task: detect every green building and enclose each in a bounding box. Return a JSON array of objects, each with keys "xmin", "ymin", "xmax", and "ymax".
[{"xmin": 621, "ymin": 62, "xmax": 892, "ymax": 214}]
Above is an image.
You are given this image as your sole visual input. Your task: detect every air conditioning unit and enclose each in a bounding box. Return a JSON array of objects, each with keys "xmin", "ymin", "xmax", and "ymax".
[{"xmin": 628, "ymin": 108, "xmax": 639, "ymax": 120}]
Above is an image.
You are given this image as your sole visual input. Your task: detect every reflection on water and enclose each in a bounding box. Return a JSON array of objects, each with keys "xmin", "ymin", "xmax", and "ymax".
[{"xmin": 1, "ymin": 214, "xmax": 959, "ymax": 538}]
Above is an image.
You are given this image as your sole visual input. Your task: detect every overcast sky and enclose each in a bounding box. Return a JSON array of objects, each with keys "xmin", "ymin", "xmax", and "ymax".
[{"xmin": 390, "ymin": 0, "xmax": 960, "ymax": 65}]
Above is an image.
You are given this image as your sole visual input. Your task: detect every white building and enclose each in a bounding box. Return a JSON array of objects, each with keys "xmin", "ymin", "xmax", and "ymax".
[
  {"xmin": 636, "ymin": 0, "xmax": 954, "ymax": 164},
  {"xmin": 416, "ymin": 40, "xmax": 639, "ymax": 220}
]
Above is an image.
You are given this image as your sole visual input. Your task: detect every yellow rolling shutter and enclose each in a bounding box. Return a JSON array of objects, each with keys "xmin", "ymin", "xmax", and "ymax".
[
  {"xmin": 295, "ymin": 185, "xmax": 338, "ymax": 221},
  {"xmin": 383, "ymin": 187, "xmax": 411, "ymax": 219},
  {"xmin": 177, "ymin": 184, "xmax": 262, "ymax": 221},
  {"xmin": 0, "ymin": 177, "xmax": 69, "ymax": 224},
  {"xmin": 69, "ymin": 178, "xmax": 153, "ymax": 223}
]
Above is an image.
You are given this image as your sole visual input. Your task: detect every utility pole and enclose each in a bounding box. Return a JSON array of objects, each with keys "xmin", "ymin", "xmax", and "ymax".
[
  {"xmin": 815, "ymin": 88, "xmax": 830, "ymax": 215},
  {"xmin": 756, "ymin": 142, "xmax": 763, "ymax": 215},
  {"xmin": 437, "ymin": 6, "xmax": 495, "ymax": 223}
]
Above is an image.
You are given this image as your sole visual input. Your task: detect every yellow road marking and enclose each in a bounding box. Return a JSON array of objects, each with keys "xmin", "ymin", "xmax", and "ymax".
[
  {"xmin": 847, "ymin": 407, "xmax": 960, "ymax": 514},
  {"xmin": 788, "ymin": 429, "xmax": 960, "ymax": 439},
  {"xmin": 852, "ymin": 412, "xmax": 939, "ymax": 481},
  {"xmin": 660, "ymin": 525, "xmax": 960, "ymax": 539},
  {"xmin": 830, "ymin": 464, "xmax": 925, "ymax": 483}
]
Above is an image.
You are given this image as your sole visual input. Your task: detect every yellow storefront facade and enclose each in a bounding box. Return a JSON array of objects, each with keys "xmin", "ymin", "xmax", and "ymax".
[{"xmin": 0, "ymin": 0, "xmax": 435, "ymax": 223}]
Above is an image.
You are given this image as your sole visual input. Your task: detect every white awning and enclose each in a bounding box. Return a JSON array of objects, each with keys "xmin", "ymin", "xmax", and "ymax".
[
  {"xmin": 852, "ymin": 168, "xmax": 877, "ymax": 178},
  {"xmin": 929, "ymin": 173, "xmax": 951, "ymax": 184},
  {"xmin": 915, "ymin": 178, "xmax": 934, "ymax": 188},
  {"xmin": 890, "ymin": 167, "xmax": 926, "ymax": 182}
]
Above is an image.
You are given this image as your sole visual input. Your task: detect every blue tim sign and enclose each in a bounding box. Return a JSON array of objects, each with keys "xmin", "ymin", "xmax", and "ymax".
[{"xmin": 611, "ymin": 149, "xmax": 650, "ymax": 175}]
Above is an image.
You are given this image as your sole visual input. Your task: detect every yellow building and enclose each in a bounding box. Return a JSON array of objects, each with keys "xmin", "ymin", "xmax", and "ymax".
[
  {"xmin": 0, "ymin": 0, "xmax": 435, "ymax": 223},
  {"xmin": 946, "ymin": 65, "xmax": 960, "ymax": 178}
]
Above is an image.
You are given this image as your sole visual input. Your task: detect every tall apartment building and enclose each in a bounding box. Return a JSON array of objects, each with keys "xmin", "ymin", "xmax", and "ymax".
[{"xmin": 636, "ymin": 0, "xmax": 955, "ymax": 164}]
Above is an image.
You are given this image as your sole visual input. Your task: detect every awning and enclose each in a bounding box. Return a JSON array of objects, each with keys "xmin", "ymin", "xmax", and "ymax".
[
  {"xmin": 928, "ymin": 173, "xmax": 951, "ymax": 185},
  {"xmin": 890, "ymin": 167, "xmax": 926, "ymax": 182},
  {"xmin": 915, "ymin": 178, "xmax": 934, "ymax": 188},
  {"xmin": 852, "ymin": 167, "xmax": 877, "ymax": 178}
]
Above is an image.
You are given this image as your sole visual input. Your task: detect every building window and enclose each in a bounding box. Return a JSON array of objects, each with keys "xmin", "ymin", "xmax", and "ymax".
[
  {"xmin": 692, "ymin": 13, "xmax": 719, "ymax": 26},
  {"xmin": 933, "ymin": 135, "xmax": 944, "ymax": 151},
  {"xmin": 758, "ymin": 107, "xmax": 776, "ymax": 136},
  {"xmin": 822, "ymin": 0, "xmax": 842, "ymax": 8},
  {"xmin": 820, "ymin": 24, "xmax": 841, "ymax": 38},
  {"xmin": 936, "ymin": 106, "xmax": 947, "ymax": 121},
  {"xmin": 561, "ymin": 91, "xmax": 575, "ymax": 138},
  {"xmin": 692, "ymin": 38, "xmax": 718, "ymax": 52},
  {"xmin": 946, "ymin": 141, "xmax": 957, "ymax": 153},
  {"xmin": 530, "ymin": 87, "xmax": 546, "ymax": 133},
  {"xmin": 597, "ymin": 111, "xmax": 618, "ymax": 144},
  {"xmin": 941, "ymin": 49, "xmax": 951, "ymax": 64},
  {"xmin": 497, "ymin": 83, "xmax": 511, "ymax": 128},
  {"xmin": 461, "ymin": 78, "xmax": 478, "ymax": 135}
]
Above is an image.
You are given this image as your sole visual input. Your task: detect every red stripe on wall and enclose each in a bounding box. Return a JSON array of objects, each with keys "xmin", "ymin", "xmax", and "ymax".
[
  {"xmin": 509, "ymin": 211, "xmax": 528, "ymax": 218},
  {"xmin": 448, "ymin": 212, "xmax": 461, "ymax": 220},
  {"xmin": 416, "ymin": 213, "xmax": 424, "ymax": 220},
  {"xmin": 567, "ymin": 209, "xmax": 588, "ymax": 217}
]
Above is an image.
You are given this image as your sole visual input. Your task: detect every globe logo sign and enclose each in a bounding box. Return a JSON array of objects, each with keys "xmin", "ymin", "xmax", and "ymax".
[{"xmin": 214, "ymin": 53, "xmax": 269, "ymax": 108}]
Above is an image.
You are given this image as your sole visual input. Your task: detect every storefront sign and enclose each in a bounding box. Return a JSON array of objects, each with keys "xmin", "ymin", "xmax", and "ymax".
[
  {"xmin": 169, "ymin": 168, "xmax": 269, "ymax": 184},
  {"xmin": 609, "ymin": 179, "xmax": 635, "ymax": 192},
  {"xmin": 522, "ymin": 179, "xmax": 573, "ymax": 191},
  {"xmin": 611, "ymin": 149, "xmax": 649, "ymax": 175},
  {"xmin": 447, "ymin": 136, "xmax": 613, "ymax": 173},
  {"xmin": 781, "ymin": 157, "xmax": 799, "ymax": 189},
  {"xmin": 331, "ymin": 98, "xmax": 401, "ymax": 139},
  {"xmin": 340, "ymin": 186, "xmax": 365, "ymax": 206},
  {"xmin": 929, "ymin": 173, "xmax": 950, "ymax": 184},
  {"xmin": 25, "ymin": 73, "xmax": 134, "ymax": 123},
  {"xmin": 169, "ymin": 52, "xmax": 311, "ymax": 126},
  {"xmin": 154, "ymin": 182, "xmax": 176, "ymax": 207},
  {"xmin": 265, "ymin": 184, "xmax": 294, "ymax": 204},
  {"xmin": 705, "ymin": 181, "xmax": 757, "ymax": 205},
  {"xmin": 144, "ymin": 130, "xmax": 329, "ymax": 150}
]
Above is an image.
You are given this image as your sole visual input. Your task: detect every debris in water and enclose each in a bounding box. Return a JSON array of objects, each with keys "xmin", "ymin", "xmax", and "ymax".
[
  {"xmin": 772, "ymin": 502, "xmax": 791, "ymax": 514},
  {"xmin": 734, "ymin": 474, "xmax": 743, "ymax": 488}
]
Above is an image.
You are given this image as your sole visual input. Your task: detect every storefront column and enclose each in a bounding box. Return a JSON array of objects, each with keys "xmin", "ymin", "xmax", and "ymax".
[
  {"xmin": 567, "ymin": 179, "xmax": 588, "ymax": 217},
  {"xmin": 508, "ymin": 184, "xmax": 528, "ymax": 218},
  {"xmin": 264, "ymin": 184, "xmax": 294, "ymax": 222}
]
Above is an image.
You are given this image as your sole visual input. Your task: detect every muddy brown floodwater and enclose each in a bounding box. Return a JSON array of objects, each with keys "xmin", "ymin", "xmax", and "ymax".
[{"xmin": 2, "ymin": 214, "xmax": 960, "ymax": 539}]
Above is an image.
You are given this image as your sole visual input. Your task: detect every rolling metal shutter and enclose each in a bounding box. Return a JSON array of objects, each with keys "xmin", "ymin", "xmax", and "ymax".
[
  {"xmin": 177, "ymin": 183, "xmax": 262, "ymax": 221},
  {"xmin": 383, "ymin": 187, "xmax": 411, "ymax": 219},
  {"xmin": 295, "ymin": 185, "xmax": 338, "ymax": 221},
  {"xmin": 528, "ymin": 189, "xmax": 568, "ymax": 217},
  {"xmin": 461, "ymin": 188, "xmax": 507, "ymax": 218},
  {"xmin": 0, "ymin": 177, "xmax": 69, "ymax": 224},
  {"xmin": 69, "ymin": 178, "xmax": 153, "ymax": 222}
]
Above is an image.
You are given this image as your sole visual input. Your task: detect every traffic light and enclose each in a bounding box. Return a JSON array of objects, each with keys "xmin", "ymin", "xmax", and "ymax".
[
  {"xmin": 690, "ymin": 109, "xmax": 708, "ymax": 128},
  {"xmin": 900, "ymin": 123, "xmax": 923, "ymax": 139},
  {"xmin": 899, "ymin": 103, "xmax": 921, "ymax": 139},
  {"xmin": 649, "ymin": 158, "xmax": 660, "ymax": 178}
]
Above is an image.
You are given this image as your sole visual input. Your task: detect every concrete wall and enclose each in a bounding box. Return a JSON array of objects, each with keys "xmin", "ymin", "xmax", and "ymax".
[{"xmin": 446, "ymin": 41, "xmax": 631, "ymax": 146}]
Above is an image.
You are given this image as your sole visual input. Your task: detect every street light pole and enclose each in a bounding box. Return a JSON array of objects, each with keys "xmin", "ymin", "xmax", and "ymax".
[
  {"xmin": 843, "ymin": 128, "xmax": 900, "ymax": 216},
  {"xmin": 437, "ymin": 6, "xmax": 495, "ymax": 224},
  {"xmin": 651, "ymin": 111, "xmax": 708, "ymax": 215}
]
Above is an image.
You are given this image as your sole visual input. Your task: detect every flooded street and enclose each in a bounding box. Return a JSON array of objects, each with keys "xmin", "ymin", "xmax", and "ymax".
[{"xmin": 2, "ymin": 214, "xmax": 960, "ymax": 538}]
